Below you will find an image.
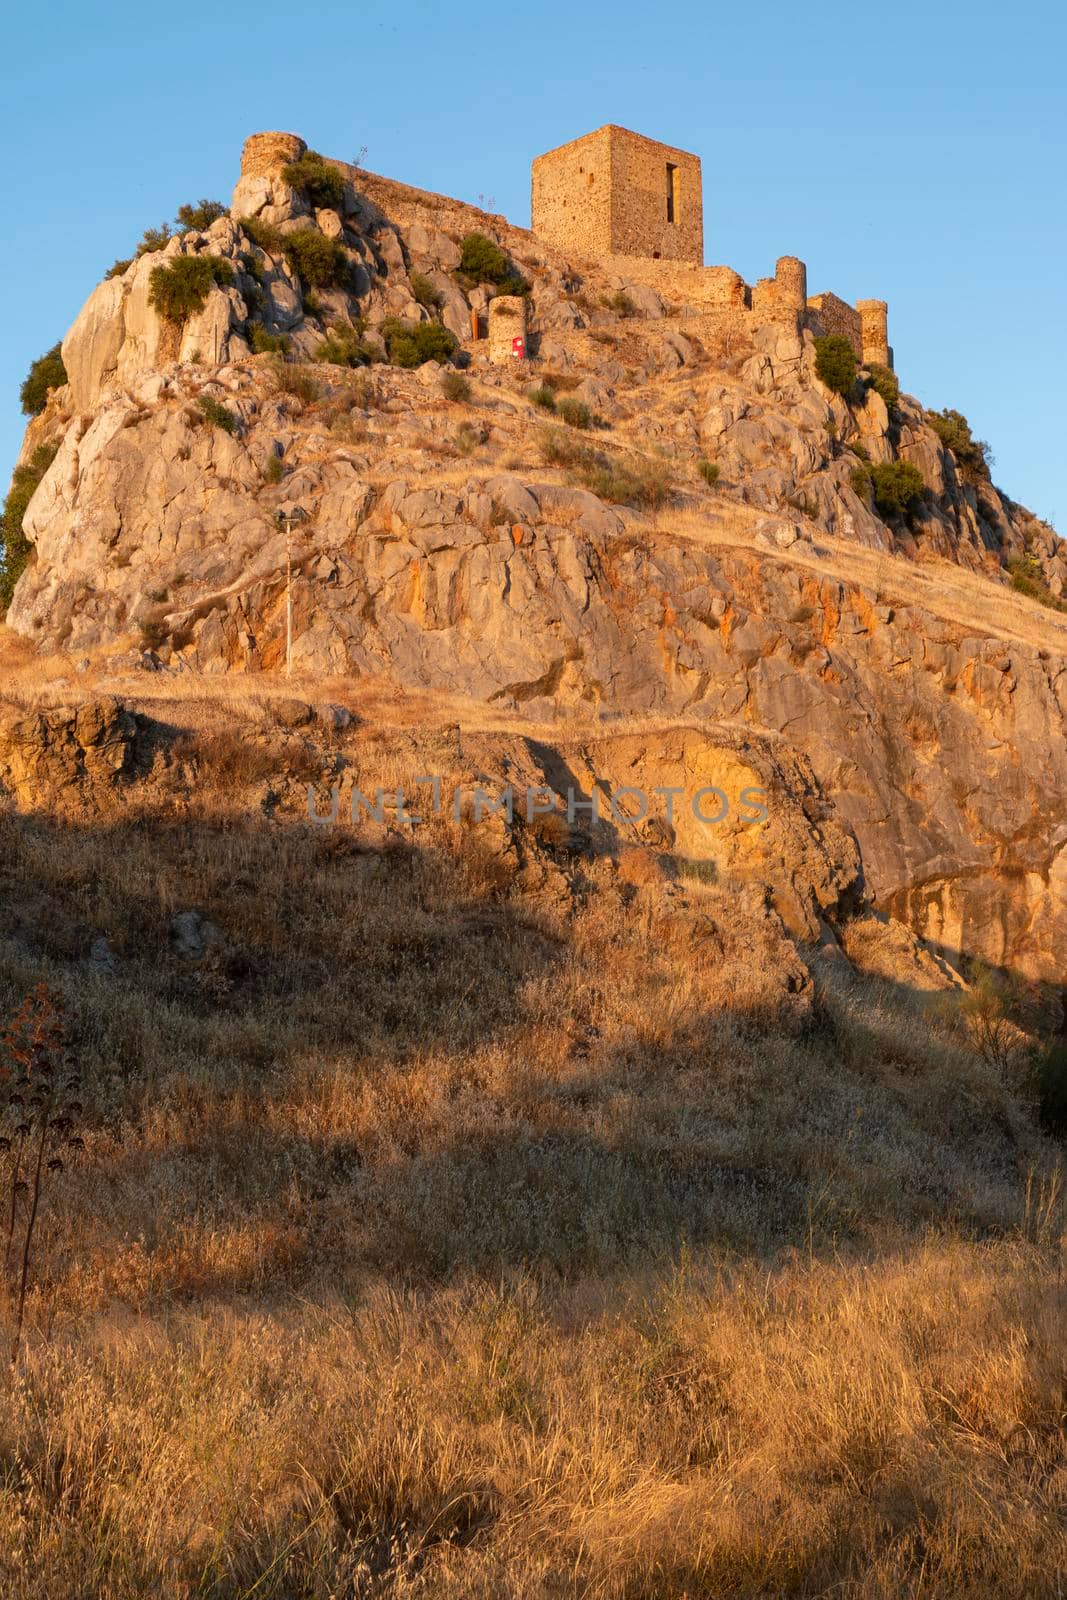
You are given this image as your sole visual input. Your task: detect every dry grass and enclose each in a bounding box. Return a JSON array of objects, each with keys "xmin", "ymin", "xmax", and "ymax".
[{"xmin": 0, "ymin": 767, "xmax": 1060, "ymax": 1593}]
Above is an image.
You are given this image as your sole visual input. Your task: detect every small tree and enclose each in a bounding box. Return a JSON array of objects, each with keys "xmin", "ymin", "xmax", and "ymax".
[
  {"xmin": 148, "ymin": 255, "xmax": 234, "ymax": 322},
  {"xmin": 282, "ymin": 230, "xmax": 349, "ymax": 290},
  {"xmin": 814, "ymin": 334, "xmax": 857, "ymax": 397},
  {"xmin": 0, "ymin": 984, "xmax": 86, "ymax": 1363},
  {"xmin": 926, "ymin": 407, "xmax": 992, "ymax": 482},
  {"xmin": 958, "ymin": 961, "xmax": 1017, "ymax": 1067},
  {"xmin": 1, "ymin": 442, "xmax": 59, "ymax": 609},
  {"xmin": 870, "ymin": 461, "xmax": 926, "ymax": 520},
  {"xmin": 176, "ymin": 198, "xmax": 227, "ymax": 232},
  {"xmin": 379, "ymin": 318, "xmax": 458, "ymax": 368},
  {"xmin": 1033, "ymin": 1041, "xmax": 1067, "ymax": 1135},
  {"xmin": 19, "ymin": 345, "xmax": 68, "ymax": 416}
]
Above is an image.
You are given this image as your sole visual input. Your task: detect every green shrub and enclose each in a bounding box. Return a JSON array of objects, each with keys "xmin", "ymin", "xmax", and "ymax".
[
  {"xmin": 441, "ymin": 371, "xmax": 471, "ymax": 402},
  {"xmin": 195, "ymin": 394, "xmax": 237, "ymax": 433},
  {"xmin": 148, "ymin": 255, "xmax": 234, "ymax": 323},
  {"xmin": 248, "ymin": 325, "xmax": 290, "ymax": 355},
  {"xmin": 1, "ymin": 442, "xmax": 59, "ymax": 609},
  {"xmin": 281, "ymin": 151, "xmax": 346, "ymax": 210},
  {"xmin": 1034, "ymin": 1041, "xmax": 1067, "ymax": 1135},
  {"xmin": 264, "ymin": 454, "xmax": 285, "ymax": 484},
  {"xmin": 557, "ymin": 398, "xmax": 592, "ymax": 430},
  {"xmin": 537, "ymin": 427, "xmax": 594, "ymax": 470},
  {"xmin": 537, "ymin": 429, "xmax": 672, "ymax": 509},
  {"xmin": 379, "ymin": 317, "xmax": 458, "ymax": 368},
  {"xmin": 581, "ymin": 454, "xmax": 672, "ymax": 510},
  {"xmin": 1005, "ymin": 554, "xmax": 1067, "ymax": 612},
  {"xmin": 315, "ymin": 321, "xmax": 380, "ymax": 368},
  {"xmin": 814, "ymin": 334, "xmax": 857, "ymax": 397},
  {"xmin": 926, "ymin": 407, "xmax": 992, "ymax": 482},
  {"xmin": 493, "ymin": 274, "xmax": 531, "ymax": 297},
  {"xmin": 849, "ymin": 463, "xmax": 873, "ymax": 501},
  {"xmin": 176, "ymin": 199, "xmax": 227, "ymax": 232},
  {"xmin": 866, "ymin": 363, "xmax": 899, "ymax": 412},
  {"xmin": 870, "ymin": 460, "xmax": 925, "ymax": 519},
  {"xmin": 271, "ymin": 361, "xmax": 320, "ymax": 404},
  {"xmin": 239, "ymin": 216, "xmax": 286, "ymax": 257},
  {"xmin": 697, "ymin": 458, "xmax": 720, "ymax": 487},
  {"xmin": 528, "ymin": 383, "xmax": 556, "ymax": 412},
  {"xmin": 601, "ymin": 290, "xmax": 636, "ymax": 318},
  {"xmin": 410, "ymin": 271, "xmax": 444, "ymax": 310},
  {"xmin": 281, "ymin": 230, "xmax": 350, "ymax": 290},
  {"xmin": 137, "ymin": 222, "xmax": 173, "ymax": 256},
  {"xmin": 458, "ymin": 232, "xmax": 529, "ymax": 294},
  {"xmin": 19, "ymin": 344, "xmax": 68, "ymax": 416},
  {"xmin": 106, "ymin": 258, "xmax": 133, "ymax": 280}
]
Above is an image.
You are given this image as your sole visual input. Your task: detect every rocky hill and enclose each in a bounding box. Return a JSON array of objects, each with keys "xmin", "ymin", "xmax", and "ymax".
[{"xmin": 4, "ymin": 132, "xmax": 1066, "ymax": 994}]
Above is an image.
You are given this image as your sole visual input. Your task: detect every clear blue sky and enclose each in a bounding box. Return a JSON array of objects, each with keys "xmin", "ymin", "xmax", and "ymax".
[{"xmin": 2, "ymin": 0, "xmax": 1064, "ymax": 525}]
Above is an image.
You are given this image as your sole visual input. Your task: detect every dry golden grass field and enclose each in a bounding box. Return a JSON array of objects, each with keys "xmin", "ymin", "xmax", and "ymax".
[{"xmin": 0, "ymin": 642, "xmax": 1062, "ymax": 1598}]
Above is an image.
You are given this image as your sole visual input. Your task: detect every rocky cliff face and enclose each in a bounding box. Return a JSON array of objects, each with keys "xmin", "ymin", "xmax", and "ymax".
[{"xmin": 4, "ymin": 134, "xmax": 1066, "ymax": 990}]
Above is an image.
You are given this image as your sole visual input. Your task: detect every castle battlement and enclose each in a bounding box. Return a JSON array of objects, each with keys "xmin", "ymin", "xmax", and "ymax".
[{"xmin": 531, "ymin": 126, "xmax": 892, "ymax": 368}]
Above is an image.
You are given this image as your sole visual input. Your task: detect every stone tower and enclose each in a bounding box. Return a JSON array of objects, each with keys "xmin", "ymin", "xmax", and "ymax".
[{"xmin": 532, "ymin": 125, "xmax": 703, "ymax": 265}]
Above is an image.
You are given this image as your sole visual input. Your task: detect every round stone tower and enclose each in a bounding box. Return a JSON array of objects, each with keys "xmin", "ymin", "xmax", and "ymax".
[
  {"xmin": 774, "ymin": 255, "xmax": 808, "ymax": 313},
  {"xmin": 857, "ymin": 299, "xmax": 890, "ymax": 368},
  {"xmin": 240, "ymin": 132, "xmax": 307, "ymax": 180}
]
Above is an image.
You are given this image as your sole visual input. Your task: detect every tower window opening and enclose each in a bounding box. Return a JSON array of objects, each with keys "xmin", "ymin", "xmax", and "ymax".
[{"xmin": 666, "ymin": 162, "xmax": 679, "ymax": 224}]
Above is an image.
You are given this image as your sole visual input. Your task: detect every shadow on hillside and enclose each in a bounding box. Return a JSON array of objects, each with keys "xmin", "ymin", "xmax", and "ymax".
[{"xmin": 0, "ymin": 807, "xmax": 1061, "ymax": 1302}]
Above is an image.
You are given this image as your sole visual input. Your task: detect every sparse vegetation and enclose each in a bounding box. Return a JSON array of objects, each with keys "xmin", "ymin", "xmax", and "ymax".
[
  {"xmin": 1, "ymin": 442, "xmax": 59, "ymax": 608},
  {"xmin": 926, "ymin": 406, "xmax": 993, "ymax": 482},
  {"xmin": 315, "ymin": 320, "xmax": 380, "ymax": 368},
  {"xmin": 452, "ymin": 422, "xmax": 482, "ymax": 457},
  {"xmin": 537, "ymin": 428, "xmax": 672, "ymax": 509},
  {"xmin": 263, "ymin": 453, "xmax": 285, "ymax": 484},
  {"xmin": 379, "ymin": 317, "xmax": 458, "ymax": 368},
  {"xmin": 1033, "ymin": 1040, "xmax": 1067, "ymax": 1134},
  {"xmin": 19, "ymin": 344, "xmax": 67, "ymax": 417},
  {"xmin": 281, "ymin": 150, "xmax": 346, "ymax": 210},
  {"xmin": 697, "ymin": 457, "xmax": 720, "ymax": 486},
  {"xmin": 528, "ymin": 383, "xmax": 556, "ymax": 411},
  {"xmin": 248, "ymin": 325, "xmax": 289, "ymax": 356},
  {"xmin": 457, "ymin": 232, "xmax": 530, "ymax": 295},
  {"xmin": 441, "ymin": 370, "xmax": 471, "ymax": 403},
  {"xmin": 175, "ymin": 198, "xmax": 227, "ymax": 232},
  {"xmin": 601, "ymin": 289, "xmax": 636, "ymax": 318},
  {"xmin": 148, "ymin": 255, "xmax": 234, "ymax": 323},
  {"xmin": 194, "ymin": 394, "xmax": 237, "ymax": 434},
  {"xmin": 557, "ymin": 397, "xmax": 592, "ymax": 430},
  {"xmin": 0, "ymin": 780, "xmax": 1056, "ymax": 1595},
  {"xmin": 814, "ymin": 333, "xmax": 857, "ymax": 397},
  {"xmin": 280, "ymin": 229, "xmax": 350, "ymax": 291},
  {"xmin": 270, "ymin": 360, "xmax": 320, "ymax": 404},
  {"xmin": 866, "ymin": 362, "xmax": 900, "ymax": 413},
  {"xmin": 1006, "ymin": 553, "xmax": 1067, "ymax": 611},
  {"xmin": 410, "ymin": 270, "xmax": 444, "ymax": 310},
  {"xmin": 869, "ymin": 459, "xmax": 926, "ymax": 519}
]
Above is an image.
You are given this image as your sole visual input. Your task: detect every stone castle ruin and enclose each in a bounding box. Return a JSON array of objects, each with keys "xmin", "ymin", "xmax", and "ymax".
[
  {"xmin": 233, "ymin": 127, "xmax": 891, "ymax": 371},
  {"xmin": 533, "ymin": 125, "xmax": 892, "ymax": 369}
]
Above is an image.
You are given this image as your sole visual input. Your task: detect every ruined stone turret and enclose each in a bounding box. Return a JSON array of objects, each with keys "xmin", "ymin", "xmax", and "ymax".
[
  {"xmin": 857, "ymin": 299, "xmax": 891, "ymax": 369},
  {"xmin": 240, "ymin": 131, "xmax": 307, "ymax": 180}
]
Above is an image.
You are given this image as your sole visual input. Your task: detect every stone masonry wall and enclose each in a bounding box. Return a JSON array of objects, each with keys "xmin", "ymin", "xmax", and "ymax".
[
  {"xmin": 531, "ymin": 127, "xmax": 615, "ymax": 259},
  {"xmin": 533, "ymin": 126, "xmax": 702, "ymax": 265},
  {"xmin": 607, "ymin": 126, "xmax": 703, "ymax": 265},
  {"xmin": 807, "ymin": 292, "xmax": 863, "ymax": 359},
  {"xmin": 488, "ymin": 296, "xmax": 528, "ymax": 364}
]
